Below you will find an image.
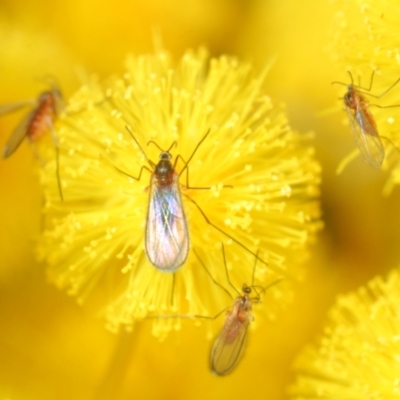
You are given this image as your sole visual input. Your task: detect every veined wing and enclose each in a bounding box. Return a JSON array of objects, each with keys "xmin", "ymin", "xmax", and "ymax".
[
  {"xmin": 145, "ymin": 173, "xmax": 189, "ymax": 272},
  {"xmin": 2, "ymin": 110, "xmax": 35, "ymax": 158},
  {"xmin": 346, "ymin": 104, "xmax": 384, "ymax": 168},
  {"xmin": 210, "ymin": 308, "xmax": 250, "ymax": 376}
]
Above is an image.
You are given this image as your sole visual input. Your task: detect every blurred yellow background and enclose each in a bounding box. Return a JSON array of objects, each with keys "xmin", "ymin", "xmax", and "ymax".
[{"xmin": 0, "ymin": 0, "xmax": 399, "ymax": 399}]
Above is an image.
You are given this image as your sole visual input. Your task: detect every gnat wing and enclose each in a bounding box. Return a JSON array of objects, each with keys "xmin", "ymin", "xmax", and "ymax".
[
  {"xmin": 145, "ymin": 173, "xmax": 189, "ymax": 272},
  {"xmin": 0, "ymin": 100, "xmax": 35, "ymax": 116},
  {"xmin": 210, "ymin": 312, "xmax": 249, "ymax": 376},
  {"xmin": 2, "ymin": 110, "xmax": 35, "ymax": 158},
  {"xmin": 346, "ymin": 105, "xmax": 385, "ymax": 168}
]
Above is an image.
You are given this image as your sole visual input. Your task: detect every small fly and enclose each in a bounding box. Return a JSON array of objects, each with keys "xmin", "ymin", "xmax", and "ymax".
[
  {"xmin": 117, "ymin": 127, "xmax": 271, "ymax": 273},
  {"xmin": 116, "ymin": 127, "xmax": 203, "ymax": 272},
  {"xmin": 210, "ymin": 282, "xmax": 256, "ymax": 376},
  {"xmin": 194, "ymin": 244, "xmax": 282, "ymax": 376},
  {"xmin": 1, "ymin": 83, "xmax": 65, "ymax": 198},
  {"xmin": 333, "ymin": 71, "xmax": 400, "ymax": 168},
  {"xmin": 145, "ymin": 143, "xmax": 189, "ymax": 272}
]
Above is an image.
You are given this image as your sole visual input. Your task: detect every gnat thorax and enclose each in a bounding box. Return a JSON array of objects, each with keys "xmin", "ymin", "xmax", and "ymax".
[
  {"xmin": 154, "ymin": 151, "xmax": 175, "ymax": 186},
  {"xmin": 344, "ymin": 86, "xmax": 367, "ymax": 110}
]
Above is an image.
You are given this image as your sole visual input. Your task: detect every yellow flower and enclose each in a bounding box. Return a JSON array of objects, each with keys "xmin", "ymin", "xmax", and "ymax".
[
  {"xmin": 289, "ymin": 267, "xmax": 400, "ymax": 400},
  {"xmin": 330, "ymin": 0, "xmax": 400, "ymax": 190},
  {"xmin": 37, "ymin": 48, "xmax": 321, "ymax": 336}
]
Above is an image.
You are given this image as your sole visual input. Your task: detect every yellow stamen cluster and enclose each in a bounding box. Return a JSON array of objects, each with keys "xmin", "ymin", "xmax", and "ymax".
[
  {"xmin": 290, "ymin": 267, "xmax": 400, "ymax": 400},
  {"xmin": 37, "ymin": 49, "xmax": 321, "ymax": 336}
]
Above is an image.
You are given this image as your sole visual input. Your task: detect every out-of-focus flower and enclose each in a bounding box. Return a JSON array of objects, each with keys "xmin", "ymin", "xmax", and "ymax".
[
  {"xmin": 289, "ymin": 266, "xmax": 400, "ymax": 400},
  {"xmin": 330, "ymin": 0, "xmax": 400, "ymax": 190},
  {"xmin": 0, "ymin": 0, "xmax": 254, "ymax": 76},
  {"xmin": 37, "ymin": 48, "xmax": 321, "ymax": 336}
]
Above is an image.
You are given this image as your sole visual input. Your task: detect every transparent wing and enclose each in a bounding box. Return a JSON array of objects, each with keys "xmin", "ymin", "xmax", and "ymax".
[
  {"xmin": 0, "ymin": 100, "xmax": 35, "ymax": 116},
  {"xmin": 210, "ymin": 313, "xmax": 249, "ymax": 376},
  {"xmin": 346, "ymin": 105, "xmax": 385, "ymax": 168},
  {"xmin": 2, "ymin": 110, "xmax": 35, "ymax": 158},
  {"xmin": 145, "ymin": 174, "xmax": 189, "ymax": 271}
]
